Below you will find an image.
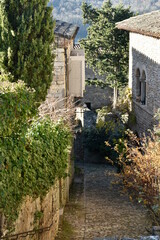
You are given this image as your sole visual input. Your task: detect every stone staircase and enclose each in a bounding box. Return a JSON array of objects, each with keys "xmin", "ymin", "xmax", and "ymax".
[
  {"xmin": 94, "ymin": 227, "xmax": 160, "ymax": 240},
  {"xmin": 94, "ymin": 236, "xmax": 159, "ymax": 240}
]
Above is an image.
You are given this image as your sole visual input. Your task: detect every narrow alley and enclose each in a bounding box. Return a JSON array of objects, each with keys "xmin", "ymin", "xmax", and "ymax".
[{"xmin": 56, "ymin": 151, "xmax": 152, "ymax": 240}]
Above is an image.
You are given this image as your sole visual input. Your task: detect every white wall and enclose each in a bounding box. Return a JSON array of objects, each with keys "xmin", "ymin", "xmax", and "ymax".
[
  {"xmin": 129, "ymin": 33, "xmax": 160, "ymax": 88},
  {"xmin": 129, "ymin": 32, "xmax": 160, "ymax": 134}
]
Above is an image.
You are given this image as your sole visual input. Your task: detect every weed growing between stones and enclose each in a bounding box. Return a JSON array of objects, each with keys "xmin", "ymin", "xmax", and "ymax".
[{"xmin": 56, "ymin": 215, "xmax": 75, "ymax": 240}]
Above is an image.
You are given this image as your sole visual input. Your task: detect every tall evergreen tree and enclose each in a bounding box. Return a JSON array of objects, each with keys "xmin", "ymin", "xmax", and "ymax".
[
  {"xmin": 0, "ymin": 4, "xmax": 4, "ymax": 70},
  {"xmin": 1, "ymin": 0, "xmax": 55, "ymax": 101},
  {"xmin": 0, "ymin": 1, "xmax": 7, "ymax": 72},
  {"xmin": 81, "ymin": 1, "xmax": 134, "ymax": 107}
]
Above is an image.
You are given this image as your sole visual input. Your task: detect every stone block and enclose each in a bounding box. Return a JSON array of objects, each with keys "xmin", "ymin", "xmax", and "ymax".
[
  {"xmin": 54, "ymin": 74, "xmax": 64, "ymax": 82},
  {"xmin": 122, "ymin": 238, "xmax": 137, "ymax": 240},
  {"xmin": 54, "ymin": 61, "xmax": 65, "ymax": 67},
  {"xmin": 56, "ymin": 81, "xmax": 64, "ymax": 86},
  {"xmin": 94, "ymin": 238, "xmax": 117, "ymax": 240},
  {"xmin": 153, "ymin": 227, "xmax": 160, "ymax": 236},
  {"xmin": 14, "ymin": 196, "xmax": 41, "ymax": 234},
  {"xmin": 54, "ymin": 66, "xmax": 65, "ymax": 76},
  {"xmin": 55, "ymin": 53, "xmax": 65, "ymax": 62},
  {"xmin": 140, "ymin": 236, "xmax": 159, "ymax": 240}
]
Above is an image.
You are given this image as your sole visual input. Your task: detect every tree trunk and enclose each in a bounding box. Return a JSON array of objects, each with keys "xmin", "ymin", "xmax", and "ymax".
[{"xmin": 113, "ymin": 84, "xmax": 118, "ymax": 109}]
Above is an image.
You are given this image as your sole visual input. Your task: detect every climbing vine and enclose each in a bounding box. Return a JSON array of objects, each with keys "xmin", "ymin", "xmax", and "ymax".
[{"xmin": 0, "ymin": 78, "xmax": 72, "ymax": 230}]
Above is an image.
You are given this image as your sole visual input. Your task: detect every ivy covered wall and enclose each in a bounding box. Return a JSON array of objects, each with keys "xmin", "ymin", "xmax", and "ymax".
[{"xmin": 0, "ymin": 75, "xmax": 72, "ymax": 235}]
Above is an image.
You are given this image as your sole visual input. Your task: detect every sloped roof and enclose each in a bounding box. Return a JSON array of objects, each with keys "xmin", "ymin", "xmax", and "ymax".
[
  {"xmin": 54, "ymin": 20, "xmax": 79, "ymax": 39},
  {"xmin": 116, "ymin": 10, "xmax": 160, "ymax": 39}
]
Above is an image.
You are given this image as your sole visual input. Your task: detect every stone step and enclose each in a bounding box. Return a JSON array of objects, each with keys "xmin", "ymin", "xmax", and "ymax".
[{"xmin": 94, "ymin": 236, "xmax": 159, "ymax": 240}]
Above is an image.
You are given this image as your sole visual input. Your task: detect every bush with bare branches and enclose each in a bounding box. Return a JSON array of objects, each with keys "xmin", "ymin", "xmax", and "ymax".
[
  {"xmin": 115, "ymin": 129, "xmax": 160, "ymax": 223},
  {"xmin": 38, "ymin": 96, "xmax": 77, "ymax": 129}
]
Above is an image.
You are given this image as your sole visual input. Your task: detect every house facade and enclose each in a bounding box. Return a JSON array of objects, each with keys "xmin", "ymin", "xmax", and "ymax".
[
  {"xmin": 46, "ymin": 20, "xmax": 85, "ymax": 107},
  {"xmin": 117, "ymin": 11, "xmax": 160, "ymax": 135}
]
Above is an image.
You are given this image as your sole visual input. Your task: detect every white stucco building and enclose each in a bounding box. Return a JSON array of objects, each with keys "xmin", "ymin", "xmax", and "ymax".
[{"xmin": 117, "ymin": 11, "xmax": 160, "ymax": 135}]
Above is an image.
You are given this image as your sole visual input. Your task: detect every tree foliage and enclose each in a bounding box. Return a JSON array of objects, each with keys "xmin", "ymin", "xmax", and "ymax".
[
  {"xmin": 1, "ymin": 0, "xmax": 55, "ymax": 101},
  {"xmin": 81, "ymin": 1, "xmax": 134, "ymax": 88}
]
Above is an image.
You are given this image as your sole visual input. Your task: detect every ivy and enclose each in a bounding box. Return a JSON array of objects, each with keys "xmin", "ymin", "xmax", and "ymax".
[
  {"xmin": 0, "ymin": 78, "xmax": 72, "ymax": 230},
  {"xmin": 0, "ymin": 77, "xmax": 36, "ymax": 138}
]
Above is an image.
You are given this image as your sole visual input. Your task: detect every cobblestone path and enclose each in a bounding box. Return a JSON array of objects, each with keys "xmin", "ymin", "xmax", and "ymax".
[{"xmin": 56, "ymin": 162, "xmax": 153, "ymax": 240}]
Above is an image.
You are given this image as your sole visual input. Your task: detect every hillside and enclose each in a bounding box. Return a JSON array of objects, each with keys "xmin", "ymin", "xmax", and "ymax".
[{"xmin": 50, "ymin": 0, "xmax": 160, "ymax": 41}]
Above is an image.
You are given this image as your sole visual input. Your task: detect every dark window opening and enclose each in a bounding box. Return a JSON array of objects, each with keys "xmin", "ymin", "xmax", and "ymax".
[
  {"xmin": 85, "ymin": 102, "xmax": 91, "ymax": 110},
  {"xmin": 136, "ymin": 68, "xmax": 147, "ymax": 105},
  {"xmin": 141, "ymin": 71, "xmax": 146, "ymax": 105}
]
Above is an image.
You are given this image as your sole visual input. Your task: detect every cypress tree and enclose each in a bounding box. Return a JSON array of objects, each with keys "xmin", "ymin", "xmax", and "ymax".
[
  {"xmin": 0, "ymin": 1, "xmax": 7, "ymax": 72},
  {"xmin": 2, "ymin": 0, "xmax": 55, "ymax": 101}
]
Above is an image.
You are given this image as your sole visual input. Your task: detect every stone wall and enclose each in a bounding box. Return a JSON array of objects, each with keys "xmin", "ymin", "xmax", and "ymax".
[
  {"xmin": 132, "ymin": 101, "xmax": 155, "ymax": 135},
  {"xmin": 0, "ymin": 156, "xmax": 74, "ymax": 240},
  {"xmin": 85, "ymin": 66, "xmax": 106, "ymax": 81},
  {"xmin": 129, "ymin": 33, "xmax": 160, "ymax": 135},
  {"xmin": 14, "ymin": 182, "xmax": 60, "ymax": 240},
  {"xmin": 47, "ymin": 48, "xmax": 66, "ymax": 107},
  {"xmin": 55, "ymin": 36, "xmax": 73, "ymax": 50},
  {"xmin": 46, "ymin": 36, "xmax": 85, "ymax": 106},
  {"xmin": 46, "ymin": 38, "xmax": 74, "ymax": 108},
  {"xmin": 83, "ymin": 85, "xmax": 113, "ymax": 110},
  {"xmin": 84, "ymin": 66, "xmax": 113, "ymax": 109}
]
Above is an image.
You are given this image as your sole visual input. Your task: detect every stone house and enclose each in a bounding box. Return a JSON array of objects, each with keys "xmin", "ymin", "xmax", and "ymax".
[
  {"xmin": 47, "ymin": 20, "xmax": 85, "ymax": 106},
  {"xmin": 116, "ymin": 11, "xmax": 160, "ymax": 135}
]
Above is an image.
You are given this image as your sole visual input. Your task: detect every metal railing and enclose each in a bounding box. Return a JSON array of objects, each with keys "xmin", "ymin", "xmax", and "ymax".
[{"xmin": 0, "ymin": 195, "xmax": 56, "ymax": 240}]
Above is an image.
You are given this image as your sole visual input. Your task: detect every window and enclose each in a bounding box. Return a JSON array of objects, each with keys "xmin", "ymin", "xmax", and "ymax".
[
  {"xmin": 136, "ymin": 69, "xmax": 146, "ymax": 105},
  {"xmin": 136, "ymin": 68, "xmax": 141, "ymax": 101},
  {"xmin": 141, "ymin": 70, "xmax": 146, "ymax": 105}
]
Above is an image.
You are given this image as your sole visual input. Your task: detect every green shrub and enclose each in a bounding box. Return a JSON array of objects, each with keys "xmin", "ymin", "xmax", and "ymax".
[
  {"xmin": 24, "ymin": 118, "xmax": 72, "ymax": 196},
  {"xmin": 0, "ymin": 77, "xmax": 36, "ymax": 137},
  {"xmin": 0, "ymin": 78, "xmax": 72, "ymax": 230},
  {"xmin": 116, "ymin": 87, "xmax": 132, "ymax": 112},
  {"xmin": 83, "ymin": 118, "xmax": 125, "ymax": 164},
  {"xmin": 83, "ymin": 126, "xmax": 107, "ymax": 153}
]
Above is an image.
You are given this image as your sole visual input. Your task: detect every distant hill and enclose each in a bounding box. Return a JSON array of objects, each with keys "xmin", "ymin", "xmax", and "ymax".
[{"xmin": 50, "ymin": 0, "xmax": 160, "ymax": 41}]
